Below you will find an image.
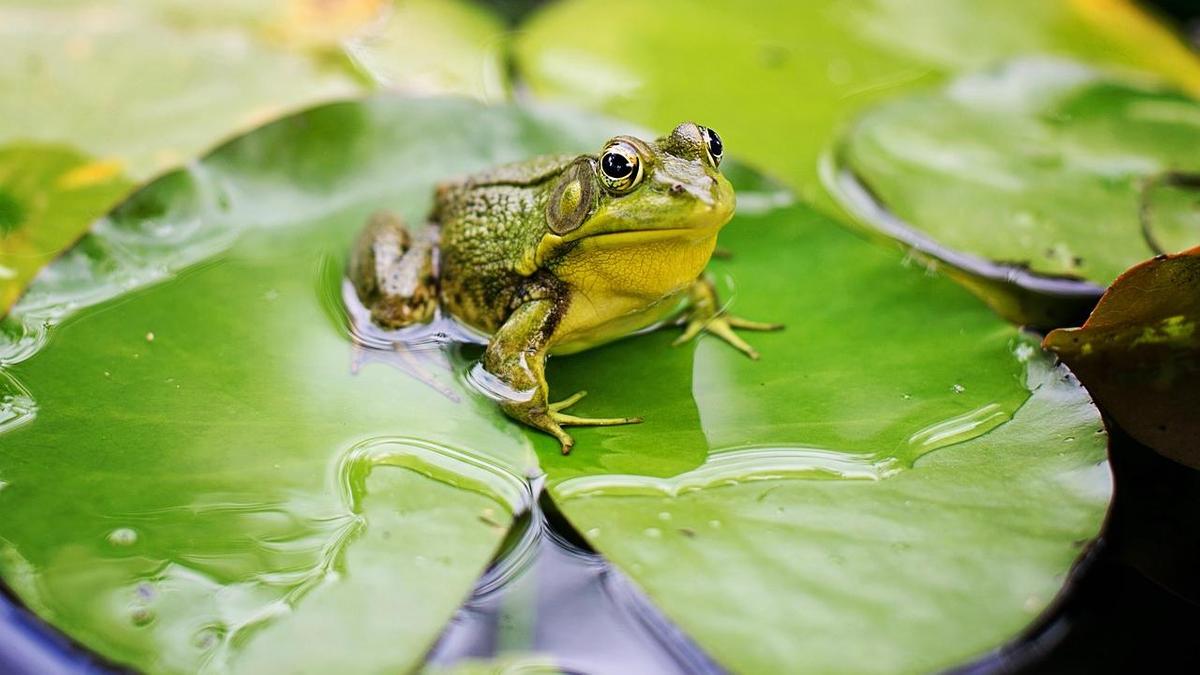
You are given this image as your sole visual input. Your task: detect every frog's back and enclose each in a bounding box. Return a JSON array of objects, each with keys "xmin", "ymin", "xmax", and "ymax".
[{"xmin": 434, "ymin": 154, "xmax": 578, "ymax": 333}]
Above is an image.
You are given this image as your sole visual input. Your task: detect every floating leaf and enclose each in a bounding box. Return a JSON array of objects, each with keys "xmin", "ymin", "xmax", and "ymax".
[
  {"xmin": 1045, "ymin": 246, "xmax": 1200, "ymax": 468},
  {"xmin": 0, "ymin": 98, "xmax": 1109, "ymax": 673},
  {"xmin": 833, "ymin": 59, "xmax": 1200, "ymax": 327}
]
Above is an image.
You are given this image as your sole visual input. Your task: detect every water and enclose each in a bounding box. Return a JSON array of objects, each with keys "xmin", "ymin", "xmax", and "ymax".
[{"xmin": 426, "ymin": 490, "xmax": 723, "ymax": 675}]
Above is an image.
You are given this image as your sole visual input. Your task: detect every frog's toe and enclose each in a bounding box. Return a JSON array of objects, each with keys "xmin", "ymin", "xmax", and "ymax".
[
  {"xmin": 726, "ymin": 316, "xmax": 784, "ymax": 331},
  {"xmin": 552, "ymin": 411, "xmax": 643, "ymax": 427},
  {"xmin": 707, "ymin": 317, "xmax": 761, "ymax": 360},
  {"xmin": 549, "ymin": 390, "xmax": 588, "ymax": 412},
  {"xmin": 672, "ymin": 318, "xmax": 707, "ymax": 347},
  {"xmin": 549, "ymin": 424, "xmax": 576, "ymax": 455}
]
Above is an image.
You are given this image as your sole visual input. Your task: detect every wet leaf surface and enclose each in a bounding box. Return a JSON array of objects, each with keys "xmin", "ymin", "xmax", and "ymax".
[
  {"xmin": 1045, "ymin": 246, "xmax": 1200, "ymax": 468},
  {"xmin": 0, "ymin": 98, "xmax": 1109, "ymax": 673}
]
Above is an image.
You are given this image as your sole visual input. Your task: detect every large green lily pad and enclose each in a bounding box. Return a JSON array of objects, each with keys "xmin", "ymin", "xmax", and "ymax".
[
  {"xmin": 0, "ymin": 98, "xmax": 1108, "ymax": 672},
  {"xmin": 833, "ymin": 59, "xmax": 1200, "ymax": 326}
]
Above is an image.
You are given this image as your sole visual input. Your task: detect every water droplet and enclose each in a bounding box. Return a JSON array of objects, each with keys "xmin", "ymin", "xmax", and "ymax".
[
  {"xmin": 708, "ymin": 520, "xmax": 721, "ymax": 529},
  {"xmin": 900, "ymin": 403, "xmax": 1011, "ymax": 466},
  {"xmin": 586, "ymin": 528, "xmax": 601, "ymax": 538},
  {"xmin": 657, "ymin": 511, "xmax": 672, "ymax": 521},
  {"xmin": 643, "ymin": 528, "xmax": 662, "ymax": 539},
  {"xmin": 145, "ymin": 331, "xmax": 155, "ymax": 342},
  {"xmin": 1014, "ymin": 342, "xmax": 1035, "ymax": 362},
  {"xmin": 952, "ymin": 383, "xmax": 965, "ymax": 393},
  {"xmin": 107, "ymin": 527, "xmax": 138, "ymax": 547}
]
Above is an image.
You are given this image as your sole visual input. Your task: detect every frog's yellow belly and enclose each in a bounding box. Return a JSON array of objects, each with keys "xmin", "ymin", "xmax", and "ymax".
[{"xmin": 546, "ymin": 229, "xmax": 717, "ymax": 355}]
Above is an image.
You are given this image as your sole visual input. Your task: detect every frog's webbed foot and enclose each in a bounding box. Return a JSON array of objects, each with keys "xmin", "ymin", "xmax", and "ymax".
[
  {"xmin": 505, "ymin": 392, "xmax": 641, "ymax": 455},
  {"xmin": 550, "ymin": 391, "xmax": 642, "ymax": 426},
  {"xmin": 673, "ymin": 278, "xmax": 783, "ymax": 360}
]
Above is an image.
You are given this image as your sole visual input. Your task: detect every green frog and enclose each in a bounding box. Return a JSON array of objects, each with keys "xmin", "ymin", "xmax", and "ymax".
[{"xmin": 350, "ymin": 123, "xmax": 780, "ymax": 454}]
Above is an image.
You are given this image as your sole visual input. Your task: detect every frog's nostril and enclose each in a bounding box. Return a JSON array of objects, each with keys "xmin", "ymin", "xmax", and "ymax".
[{"xmin": 670, "ymin": 183, "xmax": 685, "ymax": 195}]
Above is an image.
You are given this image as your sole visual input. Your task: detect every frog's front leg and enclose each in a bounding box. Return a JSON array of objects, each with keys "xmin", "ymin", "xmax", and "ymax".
[
  {"xmin": 484, "ymin": 297, "xmax": 641, "ymax": 455},
  {"xmin": 673, "ymin": 277, "xmax": 783, "ymax": 360}
]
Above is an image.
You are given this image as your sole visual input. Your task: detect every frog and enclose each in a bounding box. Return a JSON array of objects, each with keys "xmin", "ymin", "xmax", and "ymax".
[{"xmin": 350, "ymin": 122, "xmax": 781, "ymax": 454}]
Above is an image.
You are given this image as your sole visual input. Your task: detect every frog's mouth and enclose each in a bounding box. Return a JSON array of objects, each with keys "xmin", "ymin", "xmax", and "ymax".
[{"xmin": 578, "ymin": 224, "xmax": 722, "ymax": 247}]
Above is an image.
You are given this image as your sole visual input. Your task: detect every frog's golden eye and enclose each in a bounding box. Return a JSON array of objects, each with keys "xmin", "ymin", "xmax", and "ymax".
[
  {"xmin": 599, "ymin": 142, "xmax": 643, "ymax": 193},
  {"xmin": 700, "ymin": 126, "xmax": 723, "ymax": 167}
]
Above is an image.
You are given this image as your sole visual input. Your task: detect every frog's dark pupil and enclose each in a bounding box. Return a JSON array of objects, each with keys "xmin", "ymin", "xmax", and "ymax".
[
  {"xmin": 602, "ymin": 151, "xmax": 633, "ymax": 179},
  {"xmin": 706, "ymin": 128, "xmax": 723, "ymax": 158}
]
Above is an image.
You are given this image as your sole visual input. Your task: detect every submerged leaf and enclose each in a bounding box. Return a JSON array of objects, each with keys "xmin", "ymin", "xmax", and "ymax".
[{"xmin": 1045, "ymin": 246, "xmax": 1200, "ymax": 468}]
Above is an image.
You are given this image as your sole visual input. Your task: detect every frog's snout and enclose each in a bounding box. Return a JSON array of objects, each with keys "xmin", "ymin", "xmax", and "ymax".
[{"xmin": 665, "ymin": 176, "xmax": 719, "ymax": 206}]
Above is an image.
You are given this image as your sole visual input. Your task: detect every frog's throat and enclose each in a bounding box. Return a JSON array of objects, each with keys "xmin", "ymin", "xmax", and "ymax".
[{"xmin": 530, "ymin": 221, "xmax": 727, "ymax": 271}]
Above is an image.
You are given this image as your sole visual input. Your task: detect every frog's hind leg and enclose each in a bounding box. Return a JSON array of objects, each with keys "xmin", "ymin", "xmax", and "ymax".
[
  {"xmin": 350, "ymin": 210, "xmax": 440, "ymax": 329},
  {"xmin": 673, "ymin": 276, "xmax": 783, "ymax": 360}
]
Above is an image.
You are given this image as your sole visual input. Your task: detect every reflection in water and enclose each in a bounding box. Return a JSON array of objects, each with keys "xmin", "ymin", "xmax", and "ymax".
[
  {"xmin": 331, "ymin": 269, "xmax": 489, "ymax": 402},
  {"xmin": 427, "ymin": 492, "xmax": 723, "ymax": 675},
  {"xmin": 0, "ymin": 438, "xmax": 534, "ymax": 673}
]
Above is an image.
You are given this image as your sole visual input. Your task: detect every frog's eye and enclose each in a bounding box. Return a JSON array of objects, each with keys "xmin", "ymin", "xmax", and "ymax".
[
  {"xmin": 700, "ymin": 126, "xmax": 723, "ymax": 167},
  {"xmin": 599, "ymin": 142, "xmax": 643, "ymax": 193}
]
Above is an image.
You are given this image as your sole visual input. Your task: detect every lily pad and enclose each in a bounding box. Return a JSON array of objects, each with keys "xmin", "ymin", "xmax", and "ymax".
[
  {"xmin": 832, "ymin": 59, "xmax": 1200, "ymax": 327},
  {"xmin": 1045, "ymin": 245, "xmax": 1200, "ymax": 469},
  {"xmin": 0, "ymin": 97, "xmax": 1109, "ymax": 672}
]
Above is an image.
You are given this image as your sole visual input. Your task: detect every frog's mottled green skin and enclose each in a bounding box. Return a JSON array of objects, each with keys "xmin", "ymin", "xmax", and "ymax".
[{"xmin": 351, "ymin": 123, "xmax": 779, "ymax": 453}]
